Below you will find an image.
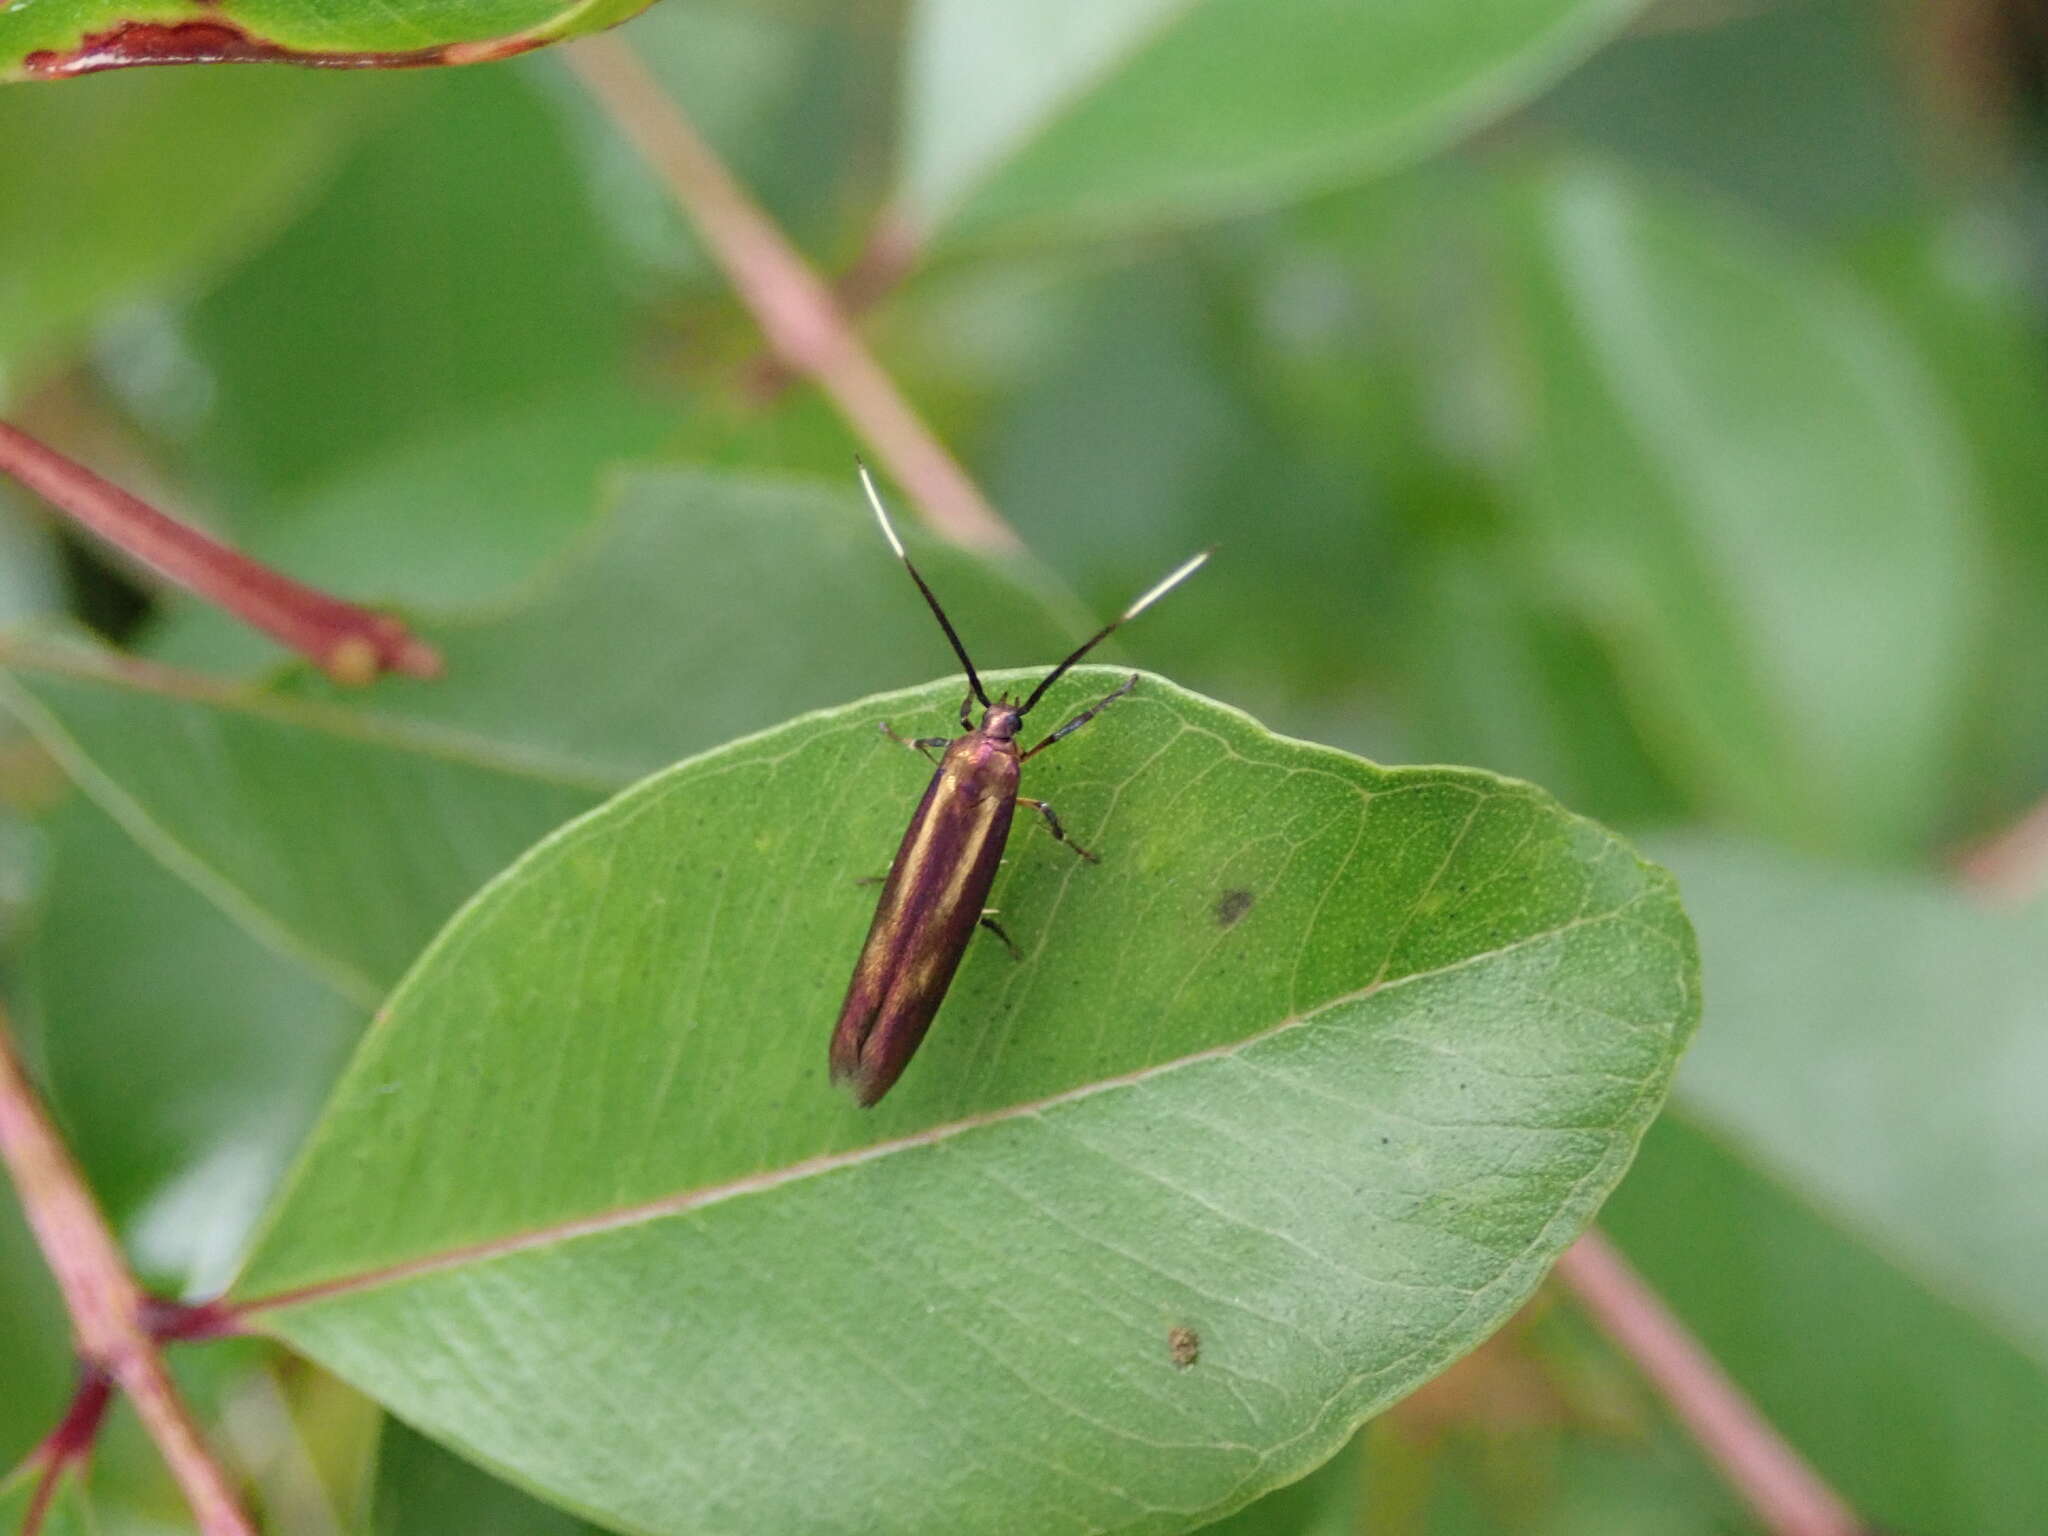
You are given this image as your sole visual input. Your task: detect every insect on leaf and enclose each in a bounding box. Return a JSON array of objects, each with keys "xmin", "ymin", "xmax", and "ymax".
[{"xmin": 232, "ymin": 670, "xmax": 1699, "ymax": 1536}]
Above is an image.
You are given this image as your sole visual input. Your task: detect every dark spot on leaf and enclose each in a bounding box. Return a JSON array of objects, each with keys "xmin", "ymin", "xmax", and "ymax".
[
  {"xmin": 22, "ymin": 18, "xmax": 542, "ymax": 77},
  {"xmin": 1167, "ymin": 1326, "xmax": 1200, "ymax": 1369},
  {"xmin": 1214, "ymin": 888, "xmax": 1254, "ymax": 927}
]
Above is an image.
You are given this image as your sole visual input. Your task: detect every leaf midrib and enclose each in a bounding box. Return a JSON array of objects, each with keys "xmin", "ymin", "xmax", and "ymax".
[{"xmin": 232, "ymin": 898, "xmax": 1667, "ymax": 1319}]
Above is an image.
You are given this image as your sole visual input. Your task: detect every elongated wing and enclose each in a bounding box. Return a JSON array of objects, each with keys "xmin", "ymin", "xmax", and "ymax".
[{"xmin": 830, "ymin": 743, "xmax": 1018, "ymax": 1105}]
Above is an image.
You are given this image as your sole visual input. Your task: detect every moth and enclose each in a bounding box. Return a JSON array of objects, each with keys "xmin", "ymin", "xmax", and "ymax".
[{"xmin": 830, "ymin": 465, "xmax": 1208, "ymax": 1106}]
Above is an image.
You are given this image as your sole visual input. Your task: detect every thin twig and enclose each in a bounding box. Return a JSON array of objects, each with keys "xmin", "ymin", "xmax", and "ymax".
[
  {"xmin": 564, "ymin": 33, "xmax": 1021, "ymax": 554},
  {"xmin": 1556, "ymin": 1230, "xmax": 1865, "ymax": 1536},
  {"xmin": 742, "ymin": 208, "xmax": 924, "ymax": 401},
  {"xmin": 0, "ymin": 420, "xmax": 441, "ymax": 685},
  {"xmin": 0, "ymin": 1008, "xmax": 257, "ymax": 1536},
  {"xmin": 1953, "ymin": 791, "xmax": 2048, "ymax": 903},
  {"xmin": 18, "ymin": 1372, "xmax": 111, "ymax": 1536}
]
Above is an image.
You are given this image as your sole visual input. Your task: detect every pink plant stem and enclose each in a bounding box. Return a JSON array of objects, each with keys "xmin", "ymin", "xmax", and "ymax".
[
  {"xmin": 0, "ymin": 420, "xmax": 440, "ymax": 685},
  {"xmin": 1556, "ymin": 1230, "xmax": 1865, "ymax": 1536},
  {"xmin": 0, "ymin": 1012, "xmax": 257, "ymax": 1536},
  {"xmin": 742, "ymin": 210, "xmax": 925, "ymax": 401},
  {"xmin": 1953, "ymin": 791, "xmax": 2048, "ymax": 903},
  {"xmin": 564, "ymin": 34, "xmax": 1021, "ymax": 555}
]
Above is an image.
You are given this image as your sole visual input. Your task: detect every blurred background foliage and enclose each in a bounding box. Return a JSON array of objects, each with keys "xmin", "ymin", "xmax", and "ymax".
[{"xmin": 2, "ymin": 0, "xmax": 2046, "ymax": 1530}]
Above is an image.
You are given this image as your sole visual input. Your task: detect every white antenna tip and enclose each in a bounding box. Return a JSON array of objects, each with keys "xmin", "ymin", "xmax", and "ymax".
[
  {"xmin": 856, "ymin": 460, "xmax": 908, "ymax": 560},
  {"xmin": 1123, "ymin": 548, "xmax": 1211, "ymax": 621}
]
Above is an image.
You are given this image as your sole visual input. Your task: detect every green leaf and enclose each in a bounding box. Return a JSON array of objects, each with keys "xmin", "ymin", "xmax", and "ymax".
[
  {"xmin": 1199, "ymin": 1432, "xmax": 1359, "ymax": 1535},
  {"xmin": 0, "ymin": 1187, "xmax": 72, "ymax": 1471},
  {"xmin": 0, "ymin": 70, "xmax": 361, "ymax": 393},
  {"xmin": 326, "ymin": 467, "xmax": 1090, "ymax": 783},
  {"xmin": 972, "ymin": 253, "xmax": 1395, "ymax": 718},
  {"xmin": 0, "ymin": 0, "xmax": 646, "ymax": 79},
  {"xmin": 1403, "ymin": 542, "xmax": 1684, "ymax": 830},
  {"xmin": 0, "ymin": 498, "xmax": 67, "ymax": 634},
  {"xmin": 1651, "ymin": 834, "xmax": 2048, "ymax": 1366},
  {"xmin": 0, "ymin": 1467, "xmax": 89, "ymax": 1536},
  {"xmin": 374, "ymin": 1419, "xmax": 602, "ymax": 1536},
  {"xmin": 1495, "ymin": 159, "xmax": 1979, "ymax": 856},
  {"xmin": 22, "ymin": 796, "xmax": 363, "ymax": 1293},
  {"xmin": 233, "ymin": 670, "xmax": 1696, "ymax": 1535},
  {"xmin": 1531, "ymin": 0, "xmax": 1923, "ymax": 231},
  {"xmin": 0, "ymin": 647, "xmax": 602, "ymax": 1004},
  {"xmin": 1607, "ymin": 1115, "xmax": 2048, "ymax": 1535},
  {"xmin": 0, "ymin": 471, "xmax": 1084, "ymax": 1004},
  {"xmin": 903, "ymin": 0, "xmax": 1647, "ymax": 246},
  {"xmin": 143, "ymin": 389, "xmax": 675, "ymax": 678},
  {"xmin": 139, "ymin": 67, "xmax": 640, "ymax": 507},
  {"xmin": 1840, "ymin": 219, "xmax": 2048, "ymax": 841}
]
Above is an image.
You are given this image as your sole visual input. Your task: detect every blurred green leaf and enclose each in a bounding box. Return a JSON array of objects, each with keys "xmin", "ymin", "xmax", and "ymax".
[
  {"xmin": 1534, "ymin": 0, "xmax": 1924, "ymax": 230},
  {"xmin": 0, "ymin": 1186, "xmax": 72, "ymax": 1471},
  {"xmin": 305, "ymin": 466, "xmax": 1090, "ymax": 782},
  {"xmin": 1841, "ymin": 217, "xmax": 2048, "ymax": 841},
  {"xmin": 374, "ymin": 1419, "xmax": 600, "ymax": 1536},
  {"xmin": 1653, "ymin": 834, "xmax": 2048, "ymax": 1367},
  {"xmin": 1606, "ymin": 1113, "xmax": 2048, "ymax": 1536},
  {"xmin": 143, "ymin": 388, "xmax": 675, "ymax": 677},
  {"xmin": 0, "ymin": 1467, "xmax": 89, "ymax": 1536},
  {"xmin": 0, "ymin": 70, "xmax": 362, "ymax": 398},
  {"xmin": 1495, "ymin": 158, "xmax": 1979, "ymax": 856},
  {"xmin": 1404, "ymin": 1430, "xmax": 1741, "ymax": 1536},
  {"xmin": 0, "ymin": 646, "xmax": 602, "ymax": 1002},
  {"xmin": 903, "ymin": 0, "xmax": 1647, "ymax": 247},
  {"xmin": 551, "ymin": 2, "xmax": 899, "ymax": 283},
  {"xmin": 0, "ymin": 500, "xmax": 67, "ymax": 634},
  {"xmin": 0, "ymin": 470, "xmax": 1083, "ymax": 990},
  {"xmin": 22, "ymin": 796, "xmax": 362, "ymax": 1295},
  {"xmin": 115, "ymin": 66, "xmax": 640, "ymax": 507},
  {"xmin": 1202, "ymin": 1432, "xmax": 1360, "ymax": 1535},
  {"xmin": 0, "ymin": 0, "xmax": 647, "ymax": 81},
  {"xmin": 234, "ymin": 669, "xmax": 1696, "ymax": 1536},
  {"xmin": 1404, "ymin": 543, "xmax": 1683, "ymax": 829},
  {"xmin": 970, "ymin": 248, "xmax": 1401, "ymax": 742}
]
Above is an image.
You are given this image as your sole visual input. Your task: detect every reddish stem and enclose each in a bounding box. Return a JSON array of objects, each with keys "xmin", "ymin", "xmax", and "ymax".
[
  {"xmin": 0, "ymin": 1010, "xmax": 257, "ymax": 1536},
  {"xmin": 564, "ymin": 35, "xmax": 1020, "ymax": 555},
  {"xmin": 741, "ymin": 210, "xmax": 925, "ymax": 402},
  {"xmin": 141, "ymin": 1296, "xmax": 246, "ymax": 1345},
  {"xmin": 0, "ymin": 420, "xmax": 440, "ymax": 685},
  {"xmin": 19, "ymin": 1371, "xmax": 113, "ymax": 1536},
  {"xmin": 1556, "ymin": 1230, "xmax": 1866, "ymax": 1536},
  {"xmin": 1953, "ymin": 791, "xmax": 2048, "ymax": 903}
]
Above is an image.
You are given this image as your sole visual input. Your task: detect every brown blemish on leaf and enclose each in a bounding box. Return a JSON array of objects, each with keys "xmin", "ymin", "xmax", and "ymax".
[
  {"xmin": 21, "ymin": 18, "xmax": 545, "ymax": 78},
  {"xmin": 1214, "ymin": 888, "xmax": 1254, "ymax": 928},
  {"xmin": 1167, "ymin": 1326, "xmax": 1200, "ymax": 1369}
]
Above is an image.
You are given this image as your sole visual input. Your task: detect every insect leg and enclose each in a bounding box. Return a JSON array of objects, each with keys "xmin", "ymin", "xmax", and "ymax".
[
  {"xmin": 1020, "ymin": 674, "xmax": 1139, "ymax": 760},
  {"xmin": 878, "ymin": 720, "xmax": 949, "ymax": 765},
  {"xmin": 978, "ymin": 913, "xmax": 1023, "ymax": 960},
  {"xmin": 1018, "ymin": 797, "xmax": 1098, "ymax": 863},
  {"xmin": 958, "ymin": 686, "xmax": 977, "ymax": 731}
]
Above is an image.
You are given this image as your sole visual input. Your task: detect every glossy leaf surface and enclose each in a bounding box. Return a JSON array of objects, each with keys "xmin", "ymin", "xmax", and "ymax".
[{"xmin": 231, "ymin": 670, "xmax": 1697, "ymax": 1535}]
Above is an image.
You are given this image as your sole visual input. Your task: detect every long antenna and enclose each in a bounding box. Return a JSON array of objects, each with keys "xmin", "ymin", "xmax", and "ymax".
[
  {"xmin": 1020, "ymin": 547, "xmax": 1211, "ymax": 715},
  {"xmin": 858, "ymin": 460, "xmax": 990, "ymax": 708}
]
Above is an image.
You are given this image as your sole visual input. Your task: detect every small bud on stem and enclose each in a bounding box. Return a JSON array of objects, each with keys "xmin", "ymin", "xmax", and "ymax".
[{"xmin": 0, "ymin": 420, "xmax": 440, "ymax": 685}]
